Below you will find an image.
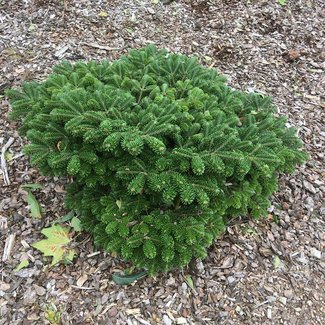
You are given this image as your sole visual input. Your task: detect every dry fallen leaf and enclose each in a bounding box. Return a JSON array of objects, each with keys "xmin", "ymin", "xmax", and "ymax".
[
  {"xmin": 54, "ymin": 184, "xmax": 66, "ymax": 193},
  {"xmin": 0, "ymin": 281, "xmax": 10, "ymax": 291},
  {"xmin": 287, "ymin": 50, "xmax": 300, "ymax": 61},
  {"xmin": 77, "ymin": 274, "xmax": 88, "ymax": 287},
  {"xmin": 220, "ymin": 255, "xmax": 234, "ymax": 268}
]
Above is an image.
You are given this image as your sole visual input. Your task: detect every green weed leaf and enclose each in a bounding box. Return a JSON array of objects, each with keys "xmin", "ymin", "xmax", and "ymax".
[
  {"xmin": 112, "ymin": 270, "xmax": 147, "ymax": 285},
  {"xmin": 27, "ymin": 191, "xmax": 42, "ymax": 218},
  {"xmin": 15, "ymin": 259, "xmax": 29, "ymax": 271},
  {"xmin": 31, "ymin": 225, "xmax": 75, "ymax": 266},
  {"xmin": 52, "ymin": 211, "xmax": 75, "ymax": 224},
  {"xmin": 274, "ymin": 255, "xmax": 281, "ymax": 269},
  {"xmin": 70, "ymin": 217, "xmax": 82, "ymax": 232},
  {"xmin": 21, "ymin": 183, "xmax": 43, "ymax": 190},
  {"xmin": 185, "ymin": 275, "xmax": 195, "ymax": 290}
]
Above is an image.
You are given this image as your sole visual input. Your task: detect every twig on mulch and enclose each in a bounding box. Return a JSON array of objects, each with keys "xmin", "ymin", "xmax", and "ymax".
[
  {"xmin": 0, "ymin": 216, "xmax": 8, "ymax": 230},
  {"xmin": 70, "ymin": 285, "xmax": 95, "ymax": 290},
  {"xmin": 80, "ymin": 42, "xmax": 126, "ymax": 51},
  {"xmin": 0, "ymin": 137, "xmax": 15, "ymax": 186}
]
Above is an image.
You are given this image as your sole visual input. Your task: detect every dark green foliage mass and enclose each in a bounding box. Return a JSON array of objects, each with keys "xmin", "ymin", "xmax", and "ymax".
[{"xmin": 7, "ymin": 45, "xmax": 307, "ymax": 274}]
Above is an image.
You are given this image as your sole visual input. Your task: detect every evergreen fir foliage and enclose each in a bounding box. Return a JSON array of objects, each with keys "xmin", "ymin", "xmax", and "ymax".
[{"xmin": 7, "ymin": 45, "xmax": 308, "ymax": 274}]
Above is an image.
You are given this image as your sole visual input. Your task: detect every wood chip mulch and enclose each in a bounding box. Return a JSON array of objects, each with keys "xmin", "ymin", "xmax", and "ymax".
[{"xmin": 0, "ymin": 1, "xmax": 324, "ymax": 324}]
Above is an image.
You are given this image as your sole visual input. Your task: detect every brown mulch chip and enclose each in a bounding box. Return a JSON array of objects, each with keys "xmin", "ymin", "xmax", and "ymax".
[{"xmin": 0, "ymin": 0, "xmax": 324, "ymax": 324}]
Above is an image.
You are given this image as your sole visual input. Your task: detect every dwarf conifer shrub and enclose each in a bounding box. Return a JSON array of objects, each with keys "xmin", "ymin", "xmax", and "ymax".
[{"xmin": 7, "ymin": 45, "xmax": 307, "ymax": 274}]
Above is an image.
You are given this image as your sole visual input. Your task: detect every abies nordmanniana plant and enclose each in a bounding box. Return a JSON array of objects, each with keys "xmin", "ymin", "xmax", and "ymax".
[{"xmin": 7, "ymin": 45, "xmax": 307, "ymax": 274}]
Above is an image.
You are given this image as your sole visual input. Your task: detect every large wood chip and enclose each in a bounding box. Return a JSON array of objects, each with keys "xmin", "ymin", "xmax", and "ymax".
[{"xmin": 2, "ymin": 233, "xmax": 16, "ymax": 262}]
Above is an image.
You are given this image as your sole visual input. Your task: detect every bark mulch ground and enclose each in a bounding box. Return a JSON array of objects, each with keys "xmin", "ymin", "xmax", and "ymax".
[{"xmin": 0, "ymin": 0, "xmax": 324, "ymax": 324}]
